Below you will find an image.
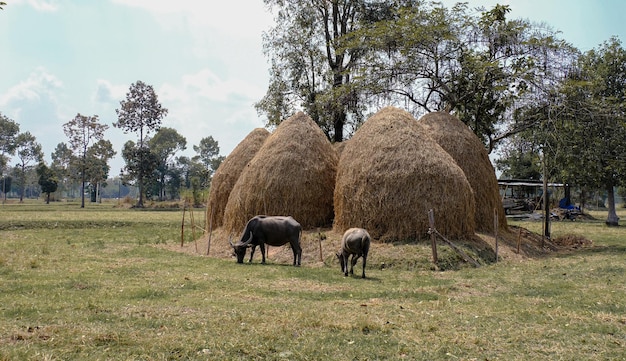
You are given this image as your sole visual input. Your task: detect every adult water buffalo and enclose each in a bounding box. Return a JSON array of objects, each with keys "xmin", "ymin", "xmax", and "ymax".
[
  {"xmin": 230, "ymin": 215, "xmax": 302, "ymax": 266},
  {"xmin": 336, "ymin": 228, "xmax": 371, "ymax": 278}
]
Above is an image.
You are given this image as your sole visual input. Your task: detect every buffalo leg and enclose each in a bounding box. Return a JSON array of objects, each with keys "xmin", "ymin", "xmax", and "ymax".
[
  {"xmin": 350, "ymin": 254, "xmax": 361, "ymax": 275},
  {"xmin": 259, "ymin": 243, "xmax": 266, "ymax": 264},
  {"xmin": 248, "ymin": 246, "xmax": 256, "ymax": 263},
  {"xmin": 341, "ymin": 255, "xmax": 350, "ymax": 277},
  {"xmin": 361, "ymin": 254, "xmax": 367, "ymax": 278},
  {"xmin": 292, "ymin": 244, "xmax": 302, "ymax": 266}
]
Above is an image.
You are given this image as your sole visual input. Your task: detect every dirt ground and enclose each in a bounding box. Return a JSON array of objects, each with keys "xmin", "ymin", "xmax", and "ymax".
[{"xmin": 164, "ymin": 224, "xmax": 593, "ymax": 270}]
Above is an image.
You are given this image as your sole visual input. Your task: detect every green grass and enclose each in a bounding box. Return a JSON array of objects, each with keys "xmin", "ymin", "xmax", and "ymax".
[{"xmin": 0, "ymin": 202, "xmax": 625, "ymax": 360}]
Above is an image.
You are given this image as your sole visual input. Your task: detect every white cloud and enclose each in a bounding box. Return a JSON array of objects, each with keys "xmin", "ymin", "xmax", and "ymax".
[
  {"xmin": 110, "ymin": 0, "xmax": 273, "ymax": 61},
  {"xmin": 157, "ymin": 68, "xmax": 265, "ymax": 156},
  {"xmin": 93, "ymin": 79, "xmax": 127, "ymax": 104},
  {"xmin": 10, "ymin": 0, "xmax": 59, "ymax": 12},
  {"xmin": 0, "ymin": 67, "xmax": 63, "ymax": 119}
]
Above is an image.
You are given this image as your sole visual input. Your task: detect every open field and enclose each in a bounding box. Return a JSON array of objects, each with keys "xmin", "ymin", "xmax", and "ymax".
[{"xmin": 0, "ymin": 202, "xmax": 624, "ymax": 360}]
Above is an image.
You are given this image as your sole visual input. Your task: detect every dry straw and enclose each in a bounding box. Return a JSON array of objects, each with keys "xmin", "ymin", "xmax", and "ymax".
[
  {"xmin": 206, "ymin": 128, "xmax": 270, "ymax": 229},
  {"xmin": 223, "ymin": 112, "xmax": 338, "ymax": 234},
  {"xmin": 419, "ymin": 112, "xmax": 507, "ymax": 232},
  {"xmin": 333, "ymin": 107, "xmax": 476, "ymax": 242}
]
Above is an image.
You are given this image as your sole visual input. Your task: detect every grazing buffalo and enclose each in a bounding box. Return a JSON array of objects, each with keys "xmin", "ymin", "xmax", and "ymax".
[
  {"xmin": 230, "ymin": 215, "xmax": 302, "ymax": 266},
  {"xmin": 336, "ymin": 228, "xmax": 371, "ymax": 278}
]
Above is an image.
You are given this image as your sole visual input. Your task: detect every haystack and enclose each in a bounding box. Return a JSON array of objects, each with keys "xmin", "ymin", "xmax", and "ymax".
[
  {"xmin": 334, "ymin": 106, "xmax": 476, "ymax": 241},
  {"xmin": 419, "ymin": 112, "xmax": 507, "ymax": 232},
  {"xmin": 223, "ymin": 112, "xmax": 338, "ymax": 234},
  {"xmin": 206, "ymin": 128, "xmax": 270, "ymax": 229}
]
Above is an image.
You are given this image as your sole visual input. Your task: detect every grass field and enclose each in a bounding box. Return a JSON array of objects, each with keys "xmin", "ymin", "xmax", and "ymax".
[{"xmin": 0, "ymin": 201, "xmax": 624, "ymax": 360}]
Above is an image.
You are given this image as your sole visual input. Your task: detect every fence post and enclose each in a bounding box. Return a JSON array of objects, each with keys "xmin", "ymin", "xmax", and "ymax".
[
  {"xmin": 428, "ymin": 209, "xmax": 438, "ymax": 264},
  {"xmin": 180, "ymin": 201, "xmax": 186, "ymax": 247},
  {"xmin": 494, "ymin": 208, "xmax": 498, "ymax": 262}
]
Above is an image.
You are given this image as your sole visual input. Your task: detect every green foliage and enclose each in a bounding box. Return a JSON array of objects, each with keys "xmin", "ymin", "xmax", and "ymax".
[
  {"xmin": 257, "ymin": 0, "xmax": 367, "ymax": 141},
  {"xmin": 546, "ymin": 37, "xmax": 626, "ymax": 225},
  {"xmin": 0, "ymin": 112, "xmax": 19, "ymax": 156},
  {"xmin": 13, "ymin": 132, "xmax": 43, "ymax": 202},
  {"xmin": 36, "ymin": 163, "xmax": 58, "ymax": 204},
  {"xmin": 147, "ymin": 127, "xmax": 186, "ymax": 201}
]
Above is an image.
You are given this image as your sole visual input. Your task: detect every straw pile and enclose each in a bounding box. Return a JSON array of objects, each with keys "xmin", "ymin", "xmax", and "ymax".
[
  {"xmin": 223, "ymin": 112, "xmax": 338, "ymax": 234},
  {"xmin": 419, "ymin": 112, "xmax": 507, "ymax": 232},
  {"xmin": 333, "ymin": 107, "xmax": 476, "ymax": 241},
  {"xmin": 206, "ymin": 128, "xmax": 270, "ymax": 229}
]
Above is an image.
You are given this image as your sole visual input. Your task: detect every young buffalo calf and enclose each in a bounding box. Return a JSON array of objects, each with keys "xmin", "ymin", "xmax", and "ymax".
[{"xmin": 336, "ymin": 228, "xmax": 371, "ymax": 278}]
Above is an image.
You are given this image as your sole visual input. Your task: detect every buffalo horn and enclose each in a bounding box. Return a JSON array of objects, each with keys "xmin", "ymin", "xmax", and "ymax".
[{"xmin": 242, "ymin": 231, "xmax": 254, "ymax": 247}]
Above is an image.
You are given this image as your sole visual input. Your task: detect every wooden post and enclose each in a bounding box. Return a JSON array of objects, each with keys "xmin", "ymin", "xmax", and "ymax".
[
  {"xmin": 494, "ymin": 209, "xmax": 498, "ymax": 263},
  {"xmin": 428, "ymin": 209, "xmax": 438, "ymax": 264},
  {"xmin": 542, "ymin": 156, "xmax": 550, "ymax": 247},
  {"xmin": 317, "ymin": 230, "xmax": 325, "ymax": 263},
  {"xmin": 318, "ymin": 238, "xmax": 323, "ymax": 262},
  {"xmin": 432, "ymin": 229, "xmax": 481, "ymax": 268},
  {"xmin": 180, "ymin": 201, "xmax": 187, "ymax": 247}
]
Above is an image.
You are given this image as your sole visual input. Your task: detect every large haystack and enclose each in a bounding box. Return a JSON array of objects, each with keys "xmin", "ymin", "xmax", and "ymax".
[
  {"xmin": 223, "ymin": 112, "xmax": 338, "ymax": 234},
  {"xmin": 419, "ymin": 112, "xmax": 507, "ymax": 232},
  {"xmin": 206, "ymin": 128, "xmax": 270, "ymax": 228},
  {"xmin": 334, "ymin": 107, "xmax": 476, "ymax": 241}
]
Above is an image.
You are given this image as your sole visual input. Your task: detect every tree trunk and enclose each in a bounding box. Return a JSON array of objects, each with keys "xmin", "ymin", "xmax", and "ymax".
[
  {"xmin": 605, "ymin": 184, "xmax": 619, "ymax": 226},
  {"xmin": 137, "ymin": 129, "xmax": 145, "ymax": 208}
]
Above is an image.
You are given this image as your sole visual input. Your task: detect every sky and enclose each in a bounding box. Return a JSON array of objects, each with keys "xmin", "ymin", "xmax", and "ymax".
[{"xmin": 1, "ymin": 0, "xmax": 626, "ymax": 176}]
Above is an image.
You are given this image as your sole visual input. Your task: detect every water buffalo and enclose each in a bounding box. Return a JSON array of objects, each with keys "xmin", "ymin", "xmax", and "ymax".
[
  {"xmin": 230, "ymin": 215, "xmax": 302, "ymax": 266},
  {"xmin": 336, "ymin": 228, "xmax": 371, "ymax": 278}
]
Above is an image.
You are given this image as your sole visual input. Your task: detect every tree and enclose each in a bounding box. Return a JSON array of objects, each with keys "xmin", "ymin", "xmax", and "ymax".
[
  {"xmin": 495, "ymin": 136, "xmax": 542, "ymax": 180},
  {"xmin": 350, "ymin": 2, "xmax": 575, "ymax": 151},
  {"xmin": 548, "ymin": 37, "xmax": 626, "ymax": 226},
  {"xmin": 63, "ymin": 113, "xmax": 109, "ymax": 208},
  {"xmin": 0, "ymin": 113, "xmax": 19, "ymax": 201},
  {"xmin": 193, "ymin": 136, "xmax": 224, "ymax": 181},
  {"xmin": 115, "ymin": 80, "xmax": 168, "ymax": 207},
  {"xmin": 121, "ymin": 140, "xmax": 159, "ymax": 203},
  {"xmin": 13, "ymin": 132, "xmax": 43, "ymax": 202},
  {"xmin": 37, "ymin": 162, "xmax": 58, "ymax": 204},
  {"xmin": 0, "ymin": 176, "xmax": 11, "ymax": 197},
  {"xmin": 85, "ymin": 139, "xmax": 116, "ymax": 202},
  {"xmin": 257, "ymin": 0, "xmax": 368, "ymax": 142},
  {"xmin": 148, "ymin": 127, "xmax": 186, "ymax": 201},
  {"xmin": 51, "ymin": 142, "xmax": 74, "ymax": 198}
]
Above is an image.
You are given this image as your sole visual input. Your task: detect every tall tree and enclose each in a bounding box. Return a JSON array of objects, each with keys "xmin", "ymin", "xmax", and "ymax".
[
  {"xmin": 0, "ymin": 113, "xmax": 19, "ymax": 202},
  {"xmin": 63, "ymin": 113, "xmax": 109, "ymax": 208},
  {"xmin": 257, "ymin": 0, "xmax": 367, "ymax": 141},
  {"xmin": 13, "ymin": 132, "xmax": 43, "ymax": 202},
  {"xmin": 37, "ymin": 162, "xmax": 58, "ymax": 204},
  {"xmin": 114, "ymin": 80, "xmax": 168, "ymax": 207},
  {"xmin": 548, "ymin": 37, "xmax": 626, "ymax": 226},
  {"xmin": 351, "ymin": 2, "xmax": 575, "ymax": 151},
  {"xmin": 147, "ymin": 127, "xmax": 186, "ymax": 201}
]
